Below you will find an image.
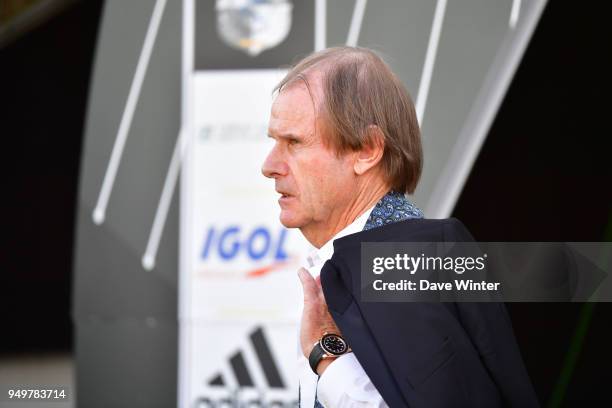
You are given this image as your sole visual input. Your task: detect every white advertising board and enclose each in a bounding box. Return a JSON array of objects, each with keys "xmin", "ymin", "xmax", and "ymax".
[{"xmin": 179, "ymin": 5, "xmax": 312, "ymax": 405}]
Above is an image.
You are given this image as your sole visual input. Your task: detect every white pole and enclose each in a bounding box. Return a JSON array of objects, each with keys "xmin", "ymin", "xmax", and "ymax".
[
  {"xmin": 415, "ymin": 0, "xmax": 447, "ymax": 126},
  {"xmin": 346, "ymin": 0, "xmax": 367, "ymax": 46},
  {"xmin": 510, "ymin": 0, "xmax": 522, "ymax": 28},
  {"xmin": 141, "ymin": 128, "xmax": 189, "ymax": 271},
  {"xmin": 315, "ymin": 0, "xmax": 327, "ymax": 51},
  {"xmin": 93, "ymin": 0, "xmax": 168, "ymax": 225}
]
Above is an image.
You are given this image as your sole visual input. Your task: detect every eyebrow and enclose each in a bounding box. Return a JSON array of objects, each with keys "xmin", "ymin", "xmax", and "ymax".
[{"xmin": 267, "ymin": 132, "xmax": 301, "ymax": 140}]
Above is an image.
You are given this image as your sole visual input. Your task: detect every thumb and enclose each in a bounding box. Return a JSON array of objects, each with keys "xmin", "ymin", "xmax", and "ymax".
[{"xmin": 298, "ymin": 268, "xmax": 319, "ymax": 304}]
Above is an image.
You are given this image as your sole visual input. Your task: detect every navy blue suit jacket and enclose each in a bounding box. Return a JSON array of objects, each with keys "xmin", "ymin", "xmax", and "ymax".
[{"xmin": 320, "ymin": 218, "xmax": 539, "ymax": 408}]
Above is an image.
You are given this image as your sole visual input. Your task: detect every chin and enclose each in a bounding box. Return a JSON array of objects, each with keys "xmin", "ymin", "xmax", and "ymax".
[{"xmin": 279, "ymin": 212, "xmax": 304, "ymax": 229}]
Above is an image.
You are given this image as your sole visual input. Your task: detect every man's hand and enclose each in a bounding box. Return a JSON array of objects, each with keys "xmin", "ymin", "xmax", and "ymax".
[{"xmin": 298, "ymin": 267, "xmax": 342, "ymax": 374}]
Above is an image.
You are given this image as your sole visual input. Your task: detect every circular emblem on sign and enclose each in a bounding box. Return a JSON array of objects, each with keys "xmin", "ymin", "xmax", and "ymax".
[{"xmin": 216, "ymin": 0, "xmax": 293, "ymax": 57}]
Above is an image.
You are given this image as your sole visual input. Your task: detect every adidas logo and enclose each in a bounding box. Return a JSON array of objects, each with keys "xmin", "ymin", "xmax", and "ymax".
[
  {"xmin": 194, "ymin": 326, "xmax": 297, "ymax": 407},
  {"xmin": 207, "ymin": 326, "xmax": 285, "ymax": 389}
]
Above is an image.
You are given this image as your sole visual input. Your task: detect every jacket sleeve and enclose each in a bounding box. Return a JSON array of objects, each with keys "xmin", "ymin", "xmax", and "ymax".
[{"xmin": 444, "ymin": 218, "xmax": 540, "ymax": 408}]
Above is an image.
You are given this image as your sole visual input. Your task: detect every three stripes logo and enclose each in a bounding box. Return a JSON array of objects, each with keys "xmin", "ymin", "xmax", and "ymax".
[
  {"xmin": 194, "ymin": 326, "xmax": 297, "ymax": 407},
  {"xmin": 207, "ymin": 326, "xmax": 285, "ymax": 389}
]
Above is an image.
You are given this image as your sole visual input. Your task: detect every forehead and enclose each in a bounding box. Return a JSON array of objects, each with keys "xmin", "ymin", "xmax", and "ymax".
[{"xmin": 269, "ymin": 83, "xmax": 316, "ymax": 132}]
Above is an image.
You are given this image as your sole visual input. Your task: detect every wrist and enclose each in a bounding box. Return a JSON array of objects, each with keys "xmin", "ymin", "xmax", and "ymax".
[
  {"xmin": 307, "ymin": 333, "xmax": 351, "ymax": 375},
  {"xmin": 303, "ymin": 341, "xmax": 315, "ymax": 359},
  {"xmin": 315, "ymin": 356, "xmax": 336, "ymax": 375}
]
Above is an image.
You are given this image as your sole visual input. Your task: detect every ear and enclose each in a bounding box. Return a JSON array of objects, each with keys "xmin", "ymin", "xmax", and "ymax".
[{"xmin": 354, "ymin": 125, "xmax": 385, "ymax": 175}]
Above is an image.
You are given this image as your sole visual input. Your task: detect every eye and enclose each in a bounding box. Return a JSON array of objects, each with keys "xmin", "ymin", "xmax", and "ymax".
[{"xmin": 288, "ymin": 138, "xmax": 299, "ymax": 146}]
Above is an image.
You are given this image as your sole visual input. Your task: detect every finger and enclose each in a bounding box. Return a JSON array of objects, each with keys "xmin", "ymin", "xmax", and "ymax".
[
  {"xmin": 314, "ymin": 275, "xmax": 324, "ymax": 296},
  {"xmin": 298, "ymin": 268, "xmax": 319, "ymax": 304},
  {"xmin": 313, "ymin": 274, "xmax": 328, "ymax": 305}
]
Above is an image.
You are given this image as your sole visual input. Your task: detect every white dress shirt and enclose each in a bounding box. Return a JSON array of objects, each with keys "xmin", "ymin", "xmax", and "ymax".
[{"xmin": 298, "ymin": 207, "xmax": 388, "ymax": 408}]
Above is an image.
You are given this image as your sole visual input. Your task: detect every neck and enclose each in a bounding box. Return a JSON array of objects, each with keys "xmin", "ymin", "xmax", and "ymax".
[{"xmin": 301, "ymin": 181, "xmax": 390, "ymax": 248}]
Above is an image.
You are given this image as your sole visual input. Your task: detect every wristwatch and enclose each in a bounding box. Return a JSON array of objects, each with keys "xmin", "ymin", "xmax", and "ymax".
[{"xmin": 308, "ymin": 333, "xmax": 351, "ymax": 374}]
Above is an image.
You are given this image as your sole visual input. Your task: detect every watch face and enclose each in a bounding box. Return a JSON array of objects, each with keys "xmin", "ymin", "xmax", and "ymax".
[{"xmin": 321, "ymin": 334, "xmax": 348, "ymax": 355}]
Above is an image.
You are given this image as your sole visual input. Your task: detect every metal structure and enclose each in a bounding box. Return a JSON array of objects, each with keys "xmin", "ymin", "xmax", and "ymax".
[{"xmin": 73, "ymin": 1, "xmax": 546, "ymax": 406}]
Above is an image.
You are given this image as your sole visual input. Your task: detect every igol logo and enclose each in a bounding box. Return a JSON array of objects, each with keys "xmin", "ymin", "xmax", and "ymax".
[{"xmin": 201, "ymin": 226, "xmax": 290, "ymax": 277}]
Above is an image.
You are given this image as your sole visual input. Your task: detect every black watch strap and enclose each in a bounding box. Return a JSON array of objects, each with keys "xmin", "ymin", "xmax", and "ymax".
[{"xmin": 308, "ymin": 342, "xmax": 327, "ymax": 374}]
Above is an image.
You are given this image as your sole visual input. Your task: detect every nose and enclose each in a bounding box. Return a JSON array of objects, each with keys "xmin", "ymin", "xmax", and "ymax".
[{"xmin": 262, "ymin": 143, "xmax": 288, "ymax": 179}]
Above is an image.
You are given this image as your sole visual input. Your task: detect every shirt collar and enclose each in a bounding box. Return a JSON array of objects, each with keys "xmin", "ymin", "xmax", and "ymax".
[{"xmin": 304, "ymin": 190, "xmax": 423, "ymax": 272}]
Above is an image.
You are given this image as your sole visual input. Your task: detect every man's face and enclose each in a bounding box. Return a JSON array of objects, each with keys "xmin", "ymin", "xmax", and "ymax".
[{"xmin": 262, "ymin": 81, "xmax": 356, "ymax": 235}]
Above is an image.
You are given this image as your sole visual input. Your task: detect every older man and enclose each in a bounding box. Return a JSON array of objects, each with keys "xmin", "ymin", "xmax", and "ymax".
[{"xmin": 262, "ymin": 47, "xmax": 538, "ymax": 408}]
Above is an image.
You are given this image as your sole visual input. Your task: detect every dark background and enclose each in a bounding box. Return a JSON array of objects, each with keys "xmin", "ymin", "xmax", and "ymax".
[
  {"xmin": 454, "ymin": 1, "xmax": 612, "ymax": 406},
  {"xmin": 1, "ymin": 1, "xmax": 610, "ymax": 407}
]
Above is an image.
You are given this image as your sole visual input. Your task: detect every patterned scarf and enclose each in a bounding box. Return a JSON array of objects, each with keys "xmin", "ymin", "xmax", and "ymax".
[{"xmin": 364, "ymin": 190, "xmax": 424, "ymax": 231}]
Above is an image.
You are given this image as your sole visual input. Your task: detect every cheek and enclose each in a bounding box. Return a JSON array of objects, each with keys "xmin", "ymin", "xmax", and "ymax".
[
  {"xmin": 307, "ymin": 156, "xmax": 353, "ymax": 202},
  {"xmin": 291, "ymin": 157, "xmax": 324, "ymax": 206}
]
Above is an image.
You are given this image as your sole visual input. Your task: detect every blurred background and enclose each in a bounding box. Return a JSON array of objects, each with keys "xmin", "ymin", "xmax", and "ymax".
[{"xmin": 1, "ymin": 0, "xmax": 611, "ymax": 407}]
